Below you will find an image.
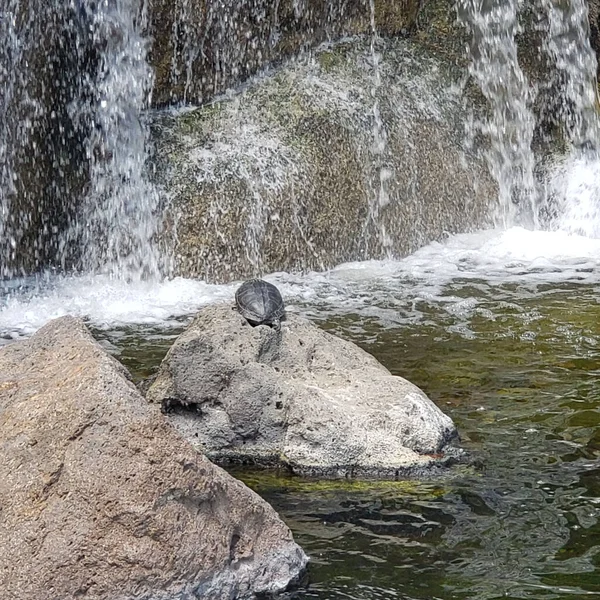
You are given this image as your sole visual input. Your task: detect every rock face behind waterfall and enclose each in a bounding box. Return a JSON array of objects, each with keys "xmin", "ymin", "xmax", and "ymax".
[
  {"xmin": 0, "ymin": 0, "xmax": 88, "ymax": 278},
  {"xmin": 151, "ymin": 37, "xmax": 496, "ymax": 282},
  {"xmin": 0, "ymin": 317, "xmax": 307, "ymax": 600},
  {"xmin": 148, "ymin": 0, "xmax": 422, "ymax": 106},
  {"xmin": 146, "ymin": 305, "xmax": 458, "ymax": 478}
]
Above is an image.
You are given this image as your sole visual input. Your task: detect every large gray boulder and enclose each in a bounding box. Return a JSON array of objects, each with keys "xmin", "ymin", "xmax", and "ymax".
[
  {"xmin": 147, "ymin": 305, "xmax": 458, "ymax": 478},
  {"xmin": 0, "ymin": 316, "xmax": 307, "ymax": 600}
]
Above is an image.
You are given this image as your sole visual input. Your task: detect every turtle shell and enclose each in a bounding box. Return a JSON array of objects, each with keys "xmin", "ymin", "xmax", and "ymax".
[{"xmin": 235, "ymin": 279, "xmax": 285, "ymax": 328}]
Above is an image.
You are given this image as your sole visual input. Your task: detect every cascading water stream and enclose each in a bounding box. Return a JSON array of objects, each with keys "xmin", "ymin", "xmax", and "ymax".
[
  {"xmin": 365, "ymin": 0, "xmax": 393, "ymax": 257},
  {"xmin": 0, "ymin": 0, "xmax": 162, "ymax": 282},
  {"xmin": 456, "ymin": 0, "xmax": 538, "ymax": 229},
  {"xmin": 0, "ymin": 0, "xmax": 65, "ymax": 279},
  {"xmin": 539, "ymin": 0, "xmax": 600, "ymax": 149},
  {"xmin": 0, "ymin": 2, "xmax": 26, "ymax": 277},
  {"xmin": 536, "ymin": 0, "xmax": 600, "ymax": 237},
  {"xmin": 66, "ymin": 0, "xmax": 163, "ymax": 281},
  {"xmin": 458, "ymin": 0, "xmax": 600, "ymax": 236}
]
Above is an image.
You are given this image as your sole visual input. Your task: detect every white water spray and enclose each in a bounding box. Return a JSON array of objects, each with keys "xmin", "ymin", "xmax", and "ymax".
[
  {"xmin": 539, "ymin": 0, "xmax": 600, "ymax": 148},
  {"xmin": 68, "ymin": 0, "xmax": 163, "ymax": 281}
]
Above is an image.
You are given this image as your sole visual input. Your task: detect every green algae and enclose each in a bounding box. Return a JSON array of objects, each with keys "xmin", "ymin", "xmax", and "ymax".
[{"xmin": 229, "ymin": 467, "xmax": 453, "ymax": 497}]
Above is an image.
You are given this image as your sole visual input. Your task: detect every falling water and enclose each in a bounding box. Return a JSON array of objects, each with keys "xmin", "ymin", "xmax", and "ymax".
[
  {"xmin": 535, "ymin": 0, "xmax": 600, "ymax": 236},
  {"xmin": 365, "ymin": 0, "xmax": 393, "ymax": 256},
  {"xmin": 66, "ymin": 0, "xmax": 162, "ymax": 280},
  {"xmin": 456, "ymin": 0, "xmax": 538, "ymax": 228},
  {"xmin": 458, "ymin": 0, "xmax": 600, "ymax": 235},
  {"xmin": 168, "ymin": 0, "xmax": 200, "ymax": 104},
  {"xmin": 0, "ymin": 0, "xmax": 162, "ymax": 282},
  {"xmin": 0, "ymin": 1, "xmax": 29, "ymax": 278},
  {"xmin": 0, "ymin": 0, "xmax": 80, "ymax": 279},
  {"xmin": 539, "ymin": 0, "xmax": 600, "ymax": 148}
]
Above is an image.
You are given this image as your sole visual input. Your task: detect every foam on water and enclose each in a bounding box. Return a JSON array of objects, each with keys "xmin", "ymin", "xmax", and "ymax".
[
  {"xmin": 3, "ymin": 153, "xmax": 600, "ymax": 341},
  {"xmin": 2, "ymin": 226, "xmax": 600, "ymax": 342},
  {"xmin": 0, "ymin": 276, "xmax": 234, "ymax": 342}
]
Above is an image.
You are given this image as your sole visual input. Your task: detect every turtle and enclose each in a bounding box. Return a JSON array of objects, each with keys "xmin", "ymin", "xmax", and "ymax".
[{"xmin": 235, "ymin": 279, "xmax": 285, "ymax": 330}]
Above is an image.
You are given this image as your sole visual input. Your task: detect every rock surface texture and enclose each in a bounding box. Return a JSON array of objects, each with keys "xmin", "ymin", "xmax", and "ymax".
[
  {"xmin": 152, "ymin": 37, "xmax": 495, "ymax": 282},
  {"xmin": 147, "ymin": 305, "xmax": 458, "ymax": 478},
  {"xmin": 0, "ymin": 316, "xmax": 307, "ymax": 600},
  {"xmin": 148, "ymin": 0, "xmax": 422, "ymax": 106}
]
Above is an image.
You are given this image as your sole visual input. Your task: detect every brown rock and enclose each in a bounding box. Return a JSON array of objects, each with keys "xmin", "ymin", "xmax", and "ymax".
[
  {"xmin": 147, "ymin": 0, "xmax": 422, "ymax": 107},
  {"xmin": 0, "ymin": 316, "xmax": 307, "ymax": 600}
]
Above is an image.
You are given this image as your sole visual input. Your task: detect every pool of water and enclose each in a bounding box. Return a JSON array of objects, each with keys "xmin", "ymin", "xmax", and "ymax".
[
  {"xmin": 236, "ymin": 280, "xmax": 600, "ymax": 600},
  {"xmin": 4, "ymin": 226, "xmax": 600, "ymax": 599},
  {"xmin": 89, "ymin": 256, "xmax": 600, "ymax": 598}
]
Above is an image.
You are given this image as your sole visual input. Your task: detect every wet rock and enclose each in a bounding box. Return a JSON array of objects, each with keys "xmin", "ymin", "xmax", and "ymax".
[
  {"xmin": 0, "ymin": 316, "xmax": 307, "ymax": 600},
  {"xmin": 146, "ymin": 305, "xmax": 458, "ymax": 478},
  {"xmin": 147, "ymin": 0, "xmax": 422, "ymax": 107},
  {"xmin": 0, "ymin": 0, "xmax": 89, "ymax": 278},
  {"xmin": 588, "ymin": 0, "xmax": 600, "ymax": 81},
  {"xmin": 151, "ymin": 36, "xmax": 495, "ymax": 282}
]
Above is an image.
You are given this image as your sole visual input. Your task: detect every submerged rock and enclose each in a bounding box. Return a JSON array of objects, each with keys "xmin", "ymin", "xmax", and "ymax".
[
  {"xmin": 151, "ymin": 36, "xmax": 495, "ymax": 282},
  {"xmin": 146, "ymin": 305, "xmax": 458, "ymax": 478},
  {"xmin": 0, "ymin": 316, "xmax": 307, "ymax": 600}
]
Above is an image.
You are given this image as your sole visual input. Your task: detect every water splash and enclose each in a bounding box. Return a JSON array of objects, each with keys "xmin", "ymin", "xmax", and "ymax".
[
  {"xmin": 545, "ymin": 152, "xmax": 600, "ymax": 236},
  {"xmin": 4, "ymin": 225, "xmax": 600, "ymax": 342},
  {"xmin": 457, "ymin": 0, "xmax": 538, "ymax": 229}
]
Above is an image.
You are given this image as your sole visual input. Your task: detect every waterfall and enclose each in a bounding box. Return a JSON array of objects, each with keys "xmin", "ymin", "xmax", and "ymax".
[
  {"xmin": 457, "ymin": 0, "xmax": 600, "ymax": 234},
  {"xmin": 0, "ymin": 0, "xmax": 162, "ymax": 282},
  {"xmin": 365, "ymin": 0, "xmax": 393, "ymax": 257},
  {"xmin": 0, "ymin": 1, "xmax": 26, "ymax": 278},
  {"xmin": 456, "ymin": 0, "xmax": 538, "ymax": 228},
  {"xmin": 66, "ymin": 0, "xmax": 162, "ymax": 281},
  {"xmin": 539, "ymin": 0, "xmax": 599, "ymax": 148},
  {"xmin": 2, "ymin": 0, "xmax": 600, "ymax": 289},
  {"xmin": 0, "ymin": 0, "xmax": 82, "ymax": 279}
]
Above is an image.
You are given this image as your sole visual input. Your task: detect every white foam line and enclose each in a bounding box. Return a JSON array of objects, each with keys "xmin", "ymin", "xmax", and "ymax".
[{"xmin": 3, "ymin": 224, "xmax": 600, "ymax": 342}]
